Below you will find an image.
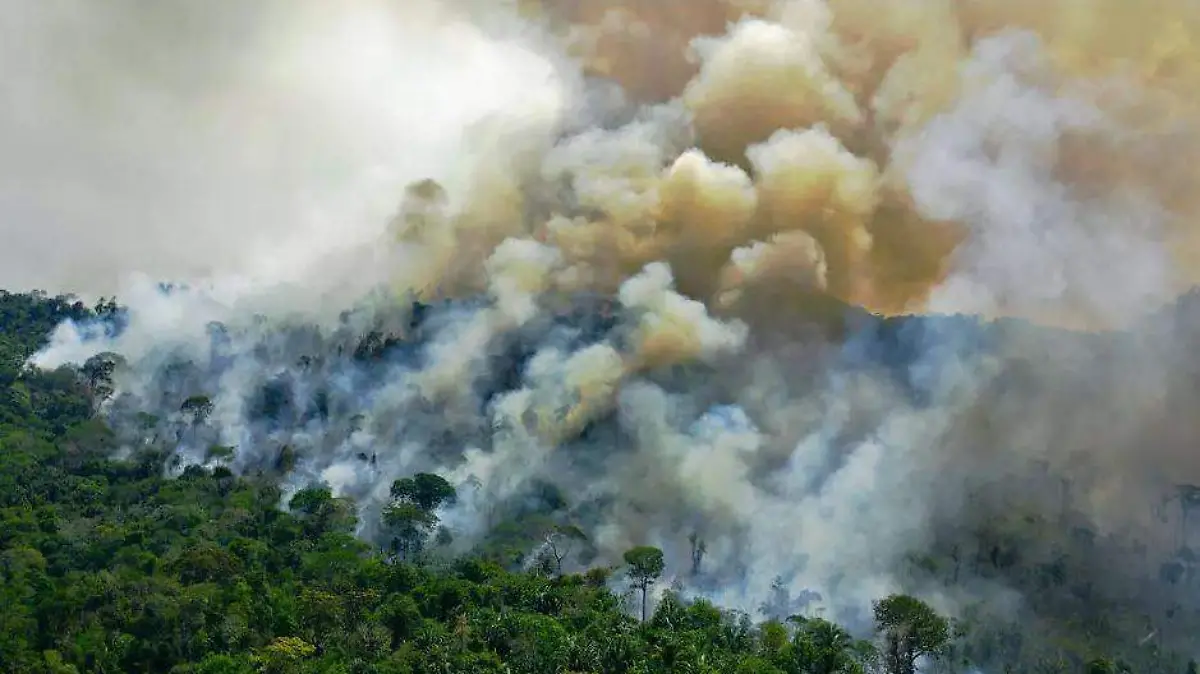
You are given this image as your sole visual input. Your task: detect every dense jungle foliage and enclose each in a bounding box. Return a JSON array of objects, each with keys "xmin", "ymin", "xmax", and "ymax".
[{"xmin": 0, "ymin": 290, "xmax": 1186, "ymax": 673}]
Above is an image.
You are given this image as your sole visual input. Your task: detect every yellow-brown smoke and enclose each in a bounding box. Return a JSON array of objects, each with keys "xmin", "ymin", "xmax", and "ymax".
[{"xmin": 389, "ymin": 0, "xmax": 1200, "ymax": 335}]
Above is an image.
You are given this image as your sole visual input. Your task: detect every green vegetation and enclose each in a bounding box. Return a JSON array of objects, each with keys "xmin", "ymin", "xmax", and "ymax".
[
  {"xmin": 0, "ymin": 290, "xmax": 1187, "ymax": 673},
  {"xmin": 623, "ymin": 546, "xmax": 665, "ymax": 623},
  {"xmin": 873, "ymin": 595, "xmax": 950, "ymax": 674}
]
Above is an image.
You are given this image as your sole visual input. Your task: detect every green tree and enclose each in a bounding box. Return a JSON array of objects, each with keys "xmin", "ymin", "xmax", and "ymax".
[
  {"xmin": 389, "ymin": 472, "xmax": 456, "ymax": 511},
  {"xmin": 872, "ymin": 594, "xmax": 951, "ymax": 674},
  {"xmin": 80, "ymin": 352, "xmax": 122, "ymax": 406},
  {"xmin": 382, "ymin": 473, "xmax": 455, "ymax": 561},
  {"xmin": 623, "ymin": 545, "xmax": 665, "ymax": 622},
  {"xmin": 253, "ymin": 636, "xmax": 315, "ymax": 674},
  {"xmin": 289, "ymin": 484, "xmax": 357, "ymax": 540},
  {"xmin": 180, "ymin": 394, "xmax": 214, "ymax": 440},
  {"xmin": 789, "ymin": 615, "xmax": 868, "ymax": 674},
  {"xmin": 383, "ymin": 502, "xmax": 436, "ymax": 560}
]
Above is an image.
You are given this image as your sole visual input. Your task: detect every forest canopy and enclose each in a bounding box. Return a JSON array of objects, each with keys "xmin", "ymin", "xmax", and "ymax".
[{"xmin": 0, "ymin": 289, "xmax": 1190, "ymax": 674}]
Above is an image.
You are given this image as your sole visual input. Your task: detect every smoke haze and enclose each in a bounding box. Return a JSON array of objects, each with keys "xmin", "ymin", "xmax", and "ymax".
[
  {"xmin": 0, "ymin": 0, "xmax": 571, "ymax": 301},
  {"xmin": 12, "ymin": 0, "xmax": 1200, "ymax": 659}
]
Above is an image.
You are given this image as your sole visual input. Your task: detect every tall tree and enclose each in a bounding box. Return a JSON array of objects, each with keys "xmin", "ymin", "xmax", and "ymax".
[
  {"xmin": 390, "ymin": 473, "xmax": 457, "ymax": 511},
  {"xmin": 383, "ymin": 502, "xmax": 436, "ymax": 560},
  {"xmin": 873, "ymin": 594, "xmax": 951, "ymax": 674},
  {"xmin": 790, "ymin": 615, "xmax": 868, "ymax": 674},
  {"xmin": 179, "ymin": 394, "xmax": 214, "ymax": 441},
  {"xmin": 382, "ymin": 473, "xmax": 456, "ymax": 561},
  {"xmin": 289, "ymin": 484, "xmax": 357, "ymax": 540},
  {"xmin": 80, "ymin": 352, "xmax": 122, "ymax": 406},
  {"xmin": 623, "ymin": 545, "xmax": 665, "ymax": 622}
]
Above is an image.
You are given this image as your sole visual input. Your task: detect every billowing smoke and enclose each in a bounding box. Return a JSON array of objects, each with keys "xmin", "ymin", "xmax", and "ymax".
[
  {"xmin": 0, "ymin": 0, "xmax": 571, "ymax": 300},
  {"xmin": 15, "ymin": 0, "xmax": 1200, "ymax": 658}
]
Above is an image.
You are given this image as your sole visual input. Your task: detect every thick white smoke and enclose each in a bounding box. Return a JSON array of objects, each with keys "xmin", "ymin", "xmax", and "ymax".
[
  {"xmin": 905, "ymin": 31, "xmax": 1174, "ymax": 329},
  {"xmin": 0, "ymin": 0, "xmax": 571, "ymax": 302}
]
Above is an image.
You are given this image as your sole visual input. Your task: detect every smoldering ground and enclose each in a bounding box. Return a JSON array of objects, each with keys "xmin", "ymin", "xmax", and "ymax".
[{"xmin": 15, "ymin": 0, "xmax": 1200, "ymax": 656}]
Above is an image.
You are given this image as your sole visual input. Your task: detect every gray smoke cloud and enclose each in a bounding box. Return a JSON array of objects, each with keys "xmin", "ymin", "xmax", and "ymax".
[
  {"xmin": 14, "ymin": 0, "xmax": 1200, "ymax": 662},
  {"xmin": 0, "ymin": 0, "xmax": 573, "ymax": 301},
  {"xmin": 905, "ymin": 31, "xmax": 1174, "ymax": 329}
]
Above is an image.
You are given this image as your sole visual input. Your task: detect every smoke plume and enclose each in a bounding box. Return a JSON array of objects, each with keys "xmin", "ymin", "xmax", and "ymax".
[{"xmin": 14, "ymin": 0, "xmax": 1200, "ymax": 657}]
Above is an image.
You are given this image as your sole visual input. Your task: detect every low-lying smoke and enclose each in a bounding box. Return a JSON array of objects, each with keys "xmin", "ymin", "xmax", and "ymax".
[{"xmin": 16, "ymin": 0, "xmax": 1200, "ymax": 656}]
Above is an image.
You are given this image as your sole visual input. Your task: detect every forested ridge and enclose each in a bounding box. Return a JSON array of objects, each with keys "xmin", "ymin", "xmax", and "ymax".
[{"xmin": 0, "ymin": 289, "xmax": 1190, "ymax": 674}]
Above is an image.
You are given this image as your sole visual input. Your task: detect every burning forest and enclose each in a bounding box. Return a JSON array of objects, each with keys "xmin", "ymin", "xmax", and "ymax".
[{"xmin": 8, "ymin": 0, "xmax": 1200, "ymax": 670}]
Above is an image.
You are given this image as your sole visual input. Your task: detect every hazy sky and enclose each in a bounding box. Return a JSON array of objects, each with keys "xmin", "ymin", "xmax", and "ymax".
[{"xmin": 0, "ymin": 0, "xmax": 568, "ymax": 298}]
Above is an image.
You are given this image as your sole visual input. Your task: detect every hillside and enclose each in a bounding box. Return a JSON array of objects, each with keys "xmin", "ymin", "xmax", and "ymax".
[
  {"xmin": 3, "ymin": 289, "xmax": 1199, "ymax": 673},
  {"xmin": 0, "ymin": 289, "xmax": 929, "ymax": 674}
]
